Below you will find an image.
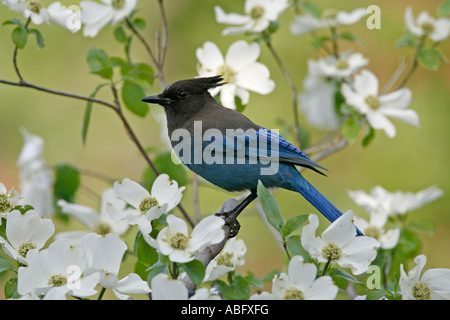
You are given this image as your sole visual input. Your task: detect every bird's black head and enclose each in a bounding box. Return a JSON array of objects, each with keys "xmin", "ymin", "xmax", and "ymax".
[{"xmin": 141, "ymin": 76, "xmax": 225, "ymax": 111}]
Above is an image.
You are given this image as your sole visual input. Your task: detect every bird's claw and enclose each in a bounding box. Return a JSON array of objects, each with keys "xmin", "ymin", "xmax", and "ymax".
[{"xmin": 215, "ymin": 212, "xmax": 241, "ymax": 238}]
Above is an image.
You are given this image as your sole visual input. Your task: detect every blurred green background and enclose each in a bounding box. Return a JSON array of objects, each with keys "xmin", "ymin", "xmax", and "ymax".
[{"xmin": 0, "ymin": 0, "xmax": 449, "ymax": 298}]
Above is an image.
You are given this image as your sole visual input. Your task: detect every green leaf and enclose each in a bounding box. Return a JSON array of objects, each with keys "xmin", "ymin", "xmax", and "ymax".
[
  {"xmin": 12, "ymin": 27, "xmax": 28, "ymax": 49},
  {"xmin": 11, "ymin": 204, "xmax": 34, "ymax": 214},
  {"xmin": 134, "ymin": 232, "xmax": 159, "ymax": 266},
  {"xmin": 121, "ymin": 63, "xmax": 154, "ymax": 87},
  {"xmin": 417, "ymin": 48, "xmax": 445, "ymax": 71},
  {"xmin": 366, "ymin": 289, "xmax": 392, "ymax": 300},
  {"xmin": 438, "ymin": 0, "xmax": 450, "ymax": 16},
  {"xmin": 262, "ymin": 269, "xmax": 280, "ymax": 283},
  {"xmin": 114, "ymin": 25, "xmax": 128, "ymax": 43},
  {"xmin": 219, "ymin": 275, "xmax": 250, "ymax": 300},
  {"xmin": 121, "ymin": 80, "xmax": 149, "ymax": 117},
  {"xmin": 282, "ymin": 214, "xmax": 308, "ymax": 237},
  {"xmin": 28, "ymin": 29, "xmax": 45, "ymax": 49},
  {"xmin": 339, "ymin": 31, "xmax": 364, "ymax": 45},
  {"xmin": 301, "ymin": 2, "xmax": 321, "ymax": 18},
  {"xmin": 132, "ymin": 18, "xmax": 146, "ymax": 30},
  {"xmin": 362, "ymin": 125, "xmax": 376, "ymax": 147},
  {"xmin": 82, "ymin": 83, "xmax": 107, "ymax": 145},
  {"xmin": 342, "ymin": 117, "xmax": 361, "ymax": 144},
  {"xmin": 395, "ymin": 33, "xmax": 419, "ymax": 48},
  {"xmin": 244, "ymin": 272, "xmax": 264, "ymax": 289},
  {"xmin": 181, "ymin": 260, "xmax": 205, "ymax": 286},
  {"xmin": 4, "ymin": 278, "xmax": 20, "ymax": 299},
  {"xmin": 285, "ymin": 235, "xmax": 313, "ymax": 263},
  {"xmin": 142, "ymin": 151, "xmax": 187, "ymax": 189},
  {"xmin": 310, "ymin": 35, "xmax": 331, "ymax": 51},
  {"xmin": 0, "ymin": 258, "xmax": 15, "ymax": 274},
  {"xmin": 2, "ymin": 18, "xmax": 23, "ymax": 27},
  {"xmin": 54, "ymin": 164, "xmax": 81, "ymax": 203},
  {"xmin": 235, "ymin": 95, "xmax": 247, "ymax": 113},
  {"xmin": 330, "ymin": 268, "xmax": 362, "ymax": 284},
  {"xmin": 257, "ymin": 180, "xmax": 285, "ymax": 235},
  {"xmin": 146, "ymin": 263, "xmax": 168, "ymax": 286},
  {"xmin": 86, "ymin": 47, "xmax": 113, "ymax": 80}
]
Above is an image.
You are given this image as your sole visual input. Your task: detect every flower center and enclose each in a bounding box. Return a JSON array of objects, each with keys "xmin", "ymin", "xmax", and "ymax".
[
  {"xmin": 335, "ymin": 59, "xmax": 350, "ymax": 70},
  {"xmin": 48, "ymin": 274, "xmax": 68, "ymax": 287},
  {"xmin": 168, "ymin": 232, "xmax": 189, "ymax": 250},
  {"xmin": 94, "ymin": 222, "xmax": 112, "ymax": 235},
  {"xmin": 322, "ymin": 9, "xmax": 338, "ymax": 20},
  {"xmin": 26, "ymin": 0, "xmax": 43, "ymax": 13},
  {"xmin": 112, "ymin": 0, "xmax": 125, "ymax": 10},
  {"xmin": 139, "ymin": 197, "xmax": 158, "ymax": 214},
  {"xmin": 420, "ymin": 22, "xmax": 435, "ymax": 34},
  {"xmin": 412, "ymin": 282, "xmax": 431, "ymax": 300},
  {"xmin": 365, "ymin": 95, "xmax": 380, "ymax": 110},
  {"xmin": 0, "ymin": 193, "xmax": 11, "ymax": 212},
  {"xmin": 18, "ymin": 242, "xmax": 36, "ymax": 258},
  {"xmin": 364, "ymin": 226, "xmax": 382, "ymax": 240},
  {"xmin": 284, "ymin": 287, "xmax": 305, "ymax": 300},
  {"xmin": 322, "ymin": 242, "xmax": 342, "ymax": 261},
  {"xmin": 216, "ymin": 252, "xmax": 234, "ymax": 268},
  {"xmin": 250, "ymin": 5, "xmax": 265, "ymax": 20},
  {"xmin": 217, "ymin": 64, "xmax": 236, "ymax": 83}
]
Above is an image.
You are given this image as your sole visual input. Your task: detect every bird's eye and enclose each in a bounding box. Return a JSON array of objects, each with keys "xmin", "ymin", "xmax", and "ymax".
[{"xmin": 178, "ymin": 91, "xmax": 187, "ymax": 98}]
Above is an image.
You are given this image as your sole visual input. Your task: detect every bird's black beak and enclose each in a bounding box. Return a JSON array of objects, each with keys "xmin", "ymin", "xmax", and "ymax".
[{"xmin": 141, "ymin": 94, "xmax": 172, "ymax": 106}]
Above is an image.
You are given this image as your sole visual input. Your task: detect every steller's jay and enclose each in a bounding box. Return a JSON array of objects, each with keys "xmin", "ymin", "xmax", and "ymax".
[{"xmin": 142, "ymin": 76, "xmax": 362, "ymax": 237}]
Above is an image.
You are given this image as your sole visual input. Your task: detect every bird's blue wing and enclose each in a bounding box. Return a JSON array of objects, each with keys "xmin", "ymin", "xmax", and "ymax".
[{"xmin": 217, "ymin": 127, "xmax": 327, "ymax": 175}]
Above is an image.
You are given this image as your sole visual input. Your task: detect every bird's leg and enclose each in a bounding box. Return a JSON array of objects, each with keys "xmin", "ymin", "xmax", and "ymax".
[{"xmin": 215, "ymin": 190, "xmax": 258, "ymax": 238}]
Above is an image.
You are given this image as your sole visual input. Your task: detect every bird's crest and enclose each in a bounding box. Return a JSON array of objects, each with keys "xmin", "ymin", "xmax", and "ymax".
[
  {"xmin": 193, "ymin": 75, "xmax": 226, "ymax": 91},
  {"xmin": 165, "ymin": 76, "xmax": 226, "ymax": 94}
]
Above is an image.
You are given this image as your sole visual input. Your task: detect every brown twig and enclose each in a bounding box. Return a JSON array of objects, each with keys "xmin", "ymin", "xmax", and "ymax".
[{"xmin": 264, "ymin": 36, "xmax": 302, "ymax": 148}]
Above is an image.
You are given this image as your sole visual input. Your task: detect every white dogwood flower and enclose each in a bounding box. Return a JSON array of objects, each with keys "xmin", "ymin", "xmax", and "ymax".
[
  {"xmin": 353, "ymin": 213, "xmax": 400, "ymax": 250},
  {"xmin": 81, "ymin": 233, "xmax": 150, "ymax": 300},
  {"xmin": 151, "ymin": 273, "xmax": 221, "ymax": 300},
  {"xmin": 2, "ymin": 0, "xmax": 80, "ymax": 32},
  {"xmin": 0, "ymin": 209, "xmax": 54, "ymax": 264},
  {"xmin": 17, "ymin": 239, "xmax": 100, "ymax": 299},
  {"xmin": 204, "ymin": 238, "xmax": 247, "ymax": 281},
  {"xmin": 251, "ymin": 255, "xmax": 338, "ymax": 300},
  {"xmin": 56, "ymin": 188, "xmax": 129, "ymax": 242},
  {"xmin": 348, "ymin": 185, "xmax": 444, "ymax": 217},
  {"xmin": 0, "ymin": 182, "xmax": 20, "ymax": 219},
  {"xmin": 196, "ymin": 40, "xmax": 275, "ymax": 109},
  {"xmin": 291, "ymin": 8, "xmax": 367, "ymax": 35},
  {"xmin": 110, "ymin": 175, "xmax": 185, "ymax": 235},
  {"xmin": 400, "ymin": 254, "xmax": 450, "ymax": 300},
  {"xmin": 309, "ymin": 52, "xmax": 369, "ymax": 79},
  {"xmin": 301, "ymin": 211, "xmax": 380, "ymax": 275},
  {"xmin": 300, "ymin": 52, "xmax": 368, "ymax": 130},
  {"xmin": 80, "ymin": 0, "xmax": 138, "ymax": 37},
  {"xmin": 342, "ymin": 70, "xmax": 420, "ymax": 138},
  {"xmin": 214, "ymin": 0, "xmax": 289, "ymax": 35},
  {"xmin": 16, "ymin": 128, "xmax": 54, "ymax": 218},
  {"xmin": 405, "ymin": 6, "xmax": 450, "ymax": 42},
  {"xmin": 154, "ymin": 214, "xmax": 225, "ymax": 263}
]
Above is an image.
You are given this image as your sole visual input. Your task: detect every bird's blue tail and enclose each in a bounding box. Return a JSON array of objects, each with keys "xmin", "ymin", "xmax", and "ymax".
[{"xmin": 293, "ymin": 177, "xmax": 363, "ymax": 236}]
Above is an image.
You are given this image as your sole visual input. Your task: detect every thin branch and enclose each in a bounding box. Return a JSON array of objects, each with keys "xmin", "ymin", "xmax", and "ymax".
[
  {"xmin": 12, "ymin": 18, "xmax": 31, "ymax": 81},
  {"xmin": 157, "ymin": 0, "xmax": 168, "ymax": 86},
  {"xmin": 395, "ymin": 35, "xmax": 426, "ymax": 90},
  {"xmin": 381, "ymin": 56, "xmax": 407, "ymax": 95},
  {"xmin": 303, "ymin": 133, "xmax": 345, "ymax": 155},
  {"xmin": 0, "ymin": 79, "xmax": 117, "ymax": 110},
  {"xmin": 125, "ymin": 0, "xmax": 168, "ymax": 90},
  {"xmin": 264, "ymin": 36, "xmax": 302, "ymax": 148}
]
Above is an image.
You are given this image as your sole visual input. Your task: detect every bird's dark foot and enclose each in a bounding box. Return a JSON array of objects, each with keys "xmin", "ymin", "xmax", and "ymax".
[{"xmin": 215, "ymin": 211, "xmax": 241, "ymax": 238}]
